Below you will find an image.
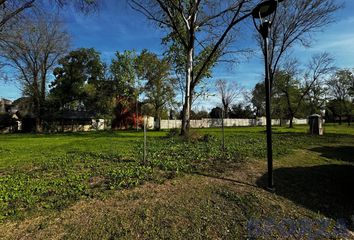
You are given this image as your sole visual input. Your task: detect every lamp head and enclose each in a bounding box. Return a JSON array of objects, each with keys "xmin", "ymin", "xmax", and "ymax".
[{"xmin": 252, "ymin": 0, "xmax": 279, "ymax": 19}]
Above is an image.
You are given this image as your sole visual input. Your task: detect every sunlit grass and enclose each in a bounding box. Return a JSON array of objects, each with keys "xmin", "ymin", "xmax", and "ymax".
[{"xmin": 0, "ymin": 124, "xmax": 353, "ymax": 225}]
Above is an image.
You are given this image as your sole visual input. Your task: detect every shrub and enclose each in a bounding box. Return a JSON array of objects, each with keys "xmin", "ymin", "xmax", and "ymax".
[{"xmin": 166, "ymin": 128, "xmax": 179, "ymax": 138}]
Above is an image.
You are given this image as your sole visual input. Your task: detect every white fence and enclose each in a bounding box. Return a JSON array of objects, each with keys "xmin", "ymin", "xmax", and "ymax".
[
  {"xmin": 1, "ymin": 116, "xmax": 309, "ymax": 133},
  {"xmin": 155, "ymin": 117, "xmax": 308, "ymax": 130}
]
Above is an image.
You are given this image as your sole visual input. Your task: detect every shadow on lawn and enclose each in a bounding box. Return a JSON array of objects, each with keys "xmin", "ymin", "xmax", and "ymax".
[
  {"xmin": 310, "ymin": 146, "xmax": 354, "ymax": 163},
  {"xmin": 257, "ymin": 164, "xmax": 354, "ymax": 229}
]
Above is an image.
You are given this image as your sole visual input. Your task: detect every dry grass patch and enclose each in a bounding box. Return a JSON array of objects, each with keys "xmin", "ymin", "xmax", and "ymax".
[{"xmin": 2, "ymin": 157, "xmax": 352, "ymax": 239}]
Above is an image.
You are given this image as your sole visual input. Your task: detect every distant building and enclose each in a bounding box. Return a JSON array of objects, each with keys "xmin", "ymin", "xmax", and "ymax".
[
  {"xmin": 12, "ymin": 97, "xmax": 34, "ymax": 117},
  {"xmin": 51, "ymin": 110, "xmax": 109, "ymax": 132},
  {"xmin": 0, "ymin": 98, "xmax": 13, "ymax": 113},
  {"xmin": 0, "ymin": 98, "xmax": 22, "ymax": 133}
]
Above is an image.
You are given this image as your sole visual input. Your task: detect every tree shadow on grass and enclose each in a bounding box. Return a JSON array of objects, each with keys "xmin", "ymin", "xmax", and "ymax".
[
  {"xmin": 310, "ymin": 146, "xmax": 354, "ymax": 163},
  {"xmin": 257, "ymin": 164, "xmax": 354, "ymax": 230}
]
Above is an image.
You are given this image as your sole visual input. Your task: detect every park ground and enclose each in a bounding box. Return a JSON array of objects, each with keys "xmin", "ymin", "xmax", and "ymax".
[{"xmin": 0, "ymin": 124, "xmax": 353, "ymax": 239}]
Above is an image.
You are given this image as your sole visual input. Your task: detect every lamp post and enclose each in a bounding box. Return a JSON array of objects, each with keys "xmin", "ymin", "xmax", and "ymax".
[{"xmin": 252, "ymin": 0, "xmax": 282, "ymax": 190}]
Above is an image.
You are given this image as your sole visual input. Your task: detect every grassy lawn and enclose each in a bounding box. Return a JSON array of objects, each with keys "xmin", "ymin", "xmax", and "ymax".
[{"xmin": 0, "ymin": 124, "xmax": 353, "ymax": 239}]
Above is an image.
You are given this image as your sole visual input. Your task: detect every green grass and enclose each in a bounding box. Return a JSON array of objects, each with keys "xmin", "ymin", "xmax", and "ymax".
[
  {"xmin": 0, "ymin": 130, "xmax": 169, "ymax": 220},
  {"xmin": 0, "ymin": 124, "xmax": 354, "ymax": 239}
]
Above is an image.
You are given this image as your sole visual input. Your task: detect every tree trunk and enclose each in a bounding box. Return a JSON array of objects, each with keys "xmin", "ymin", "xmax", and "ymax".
[
  {"xmin": 181, "ymin": 46, "xmax": 193, "ymax": 136},
  {"xmin": 35, "ymin": 118, "xmax": 42, "ymax": 132},
  {"xmin": 154, "ymin": 109, "xmax": 161, "ymax": 131},
  {"xmin": 39, "ymin": 70, "xmax": 47, "ymax": 133},
  {"xmin": 32, "ymin": 74, "xmax": 43, "ymax": 133},
  {"xmin": 339, "ymin": 115, "xmax": 342, "ymax": 125},
  {"xmin": 289, "ymin": 117, "xmax": 294, "ymax": 128},
  {"xmin": 224, "ymin": 105, "xmax": 228, "ymax": 118}
]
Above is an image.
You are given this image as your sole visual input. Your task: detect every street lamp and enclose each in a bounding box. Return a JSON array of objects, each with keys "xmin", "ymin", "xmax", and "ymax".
[{"xmin": 252, "ymin": 0, "xmax": 282, "ymax": 190}]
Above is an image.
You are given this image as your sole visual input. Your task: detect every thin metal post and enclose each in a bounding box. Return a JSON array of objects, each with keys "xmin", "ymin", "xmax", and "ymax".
[
  {"xmin": 136, "ymin": 98, "xmax": 139, "ymax": 131},
  {"xmin": 143, "ymin": 116, "xmax": 147, "ymax": 164},
  {"xmin": 262, "ymin": 22, "xmax": 274, "ymax": 190},
  {"xmin": 221, "ymin": 109, "xmax": 225, "ymax": 151}
]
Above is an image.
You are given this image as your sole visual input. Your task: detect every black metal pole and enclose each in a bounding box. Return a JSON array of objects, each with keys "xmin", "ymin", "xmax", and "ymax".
[{"xmin": 261, "ymin": 21, "xmax": 274, "ymax": 190}]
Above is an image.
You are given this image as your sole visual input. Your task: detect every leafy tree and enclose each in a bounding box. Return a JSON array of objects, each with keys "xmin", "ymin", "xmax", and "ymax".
[
  {"xmin": 327, "ymin": 69, "xmax": 354, "ymax": 125},
  {"xmin": 273, "ymin": 70, "xmax": 303, "ymax": 127},
  {"xmin": 50, "ymin": 48, "xmax": 109, "ymax": 116},
  {"xmin": 251, "ymin": 81, "xmax": 285, "ymax": 119},
  {"xmin": 110, "ymin": 50, "xmax": 141, "ymax": 129},
  {"xmin": 110, "ymin": 50, "xmax": 137, "ymax": 99},
  {"xmin": 135, "ymin": 50, "xmax": 176, "ymax": 124},
  {"xmin": 209, "ymin": 107, "xmax": 222, "ymax": 119},
  {"xmin": 0, "ymin": 112, "xmax": 16, "ymax": 130},
  {"xmin": 131, "ymin": 0, "xmax": 256, "ymax": 135},
  {"xmin": 326, "ymin": 99, "xmax": 353, "ymax": 125},
  {"xmin": 191, "ymin": 110, "xmax": 209, "ymax": 120},
  {"xmin": 229, "ymin": 103, "xmax": 254, "ymax": 119},
  {"xmin": 251, "ymin": 82, "xmax": 266, "ymax": 117},
  {"xmin": 304, "ymin": 83, "xmax": 328, "ymax": 116},
  {"xmin": 272, "ymin": 54, "xmax": 334, "ymax": 127}
]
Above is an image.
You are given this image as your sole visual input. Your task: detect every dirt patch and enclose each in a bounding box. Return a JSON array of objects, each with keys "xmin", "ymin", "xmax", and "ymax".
[{"xmin": 1, "ymin": 152, "xmax": 353, "ymax": 239}]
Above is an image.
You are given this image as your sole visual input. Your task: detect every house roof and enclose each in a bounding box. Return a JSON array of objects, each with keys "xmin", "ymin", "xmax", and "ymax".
[
  {"xmin": 59, "ymin": 111, "xmax": 96, "ymax": 120},
  {"xmin": 309, "ymin": 114, "xmax": 322, "ymax": 118},
  {"xmin": 0, "ymin": 98, "xmax": 12, "ymax": 104}
]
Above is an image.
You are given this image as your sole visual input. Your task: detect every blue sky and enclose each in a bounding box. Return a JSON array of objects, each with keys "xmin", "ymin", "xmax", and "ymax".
[{"xmin": 1, "ymin": 0, "xmax": 354, "ymax": 110}]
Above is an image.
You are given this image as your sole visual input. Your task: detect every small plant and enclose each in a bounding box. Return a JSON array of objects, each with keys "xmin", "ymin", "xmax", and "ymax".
[
  {"xmin": 184, "ymin": 130, "xmax": 202, "ymax": 142},
  {"xmin": 202, "ymin": 133, "xmax": 216, "ymax": 143},
  {"xmin": 166, "ymin": 128, "xmax": 179, "ymax": 138}
]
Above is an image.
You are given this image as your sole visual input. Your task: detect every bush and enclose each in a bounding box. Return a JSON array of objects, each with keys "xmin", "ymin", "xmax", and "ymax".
[
  {"xmin": 202, "ymin": 133, "xmax": 217, "ymax": 143},
  {"xmin": 0, "ymin": 113, "xmax": 16, "ymax": 130},
  {"xmin": 184, "ymin": 130, "xmax": 202, "ymax": 142},
  {"xmin": 166, "ymin": 128, "xmax": 179, "ymax": 138}
]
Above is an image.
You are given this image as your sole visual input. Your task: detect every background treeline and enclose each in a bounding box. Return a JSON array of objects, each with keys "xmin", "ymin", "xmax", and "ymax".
[{"xmin": 0, "ymin": 0, "xmax": 353, "ymax": 133}]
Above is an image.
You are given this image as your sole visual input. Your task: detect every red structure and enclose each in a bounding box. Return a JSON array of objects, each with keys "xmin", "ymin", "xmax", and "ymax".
[{"xmin": 111, "ymin": 96, "xmax": 143, "ymax": 129}]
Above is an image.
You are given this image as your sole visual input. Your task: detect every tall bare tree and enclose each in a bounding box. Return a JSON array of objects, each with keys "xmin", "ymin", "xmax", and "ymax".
[
  {"xmin": 0, "ymin": 12, "xmax": 69, "ymax": 131},
  {"xmin": 274, "ymin": 53, "xmax": 334, "ymax": 127},
  {"xmin": 0, "ymin": 0, "xmax": 97, "ymax": 32},
  {"xmin": 259, "ymin": 0, "xmax": 339, "ymax": 88},
  {"xmin": 130, "ymin": 0, "xmax": 257, "ymax": 135},
  {"xmin": 0, "ymin": 1, "xmax": 35, "ymax": 31},
  {"xmin": 215, "ymin": 79, "xmax": 244, "ymax": 118},
  {"xmin": 303, "ymin": 52, "xmax": 335, "ymax": 114}
]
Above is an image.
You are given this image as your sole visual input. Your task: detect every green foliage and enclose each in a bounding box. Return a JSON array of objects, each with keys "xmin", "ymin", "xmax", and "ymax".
[
  {"xmin": 251, "ymin": 82, "xmax": 265, "ymax": 117},
  {"xmin": 166, "ymin": 128, "xmax": 179, "ymax": 138},
  {"xmin": 191, "ymin": 110, "xmax": 209, "ymax": 119},
  {"xmin": 0, "ymin": 113, "xmax": 16, "ymax": 130},
  {"xmin": 110, "ymin": 50, "xmax": 137, "ymax": 98},
  {"xmin": 209, "ymin": 107, "xmax": 222, "ymax": 118},
  {"xmin": 229, "ymin": 103, "xmax": 254, "ymax": 118},
  {"xmin": 326, "ymin": 69, "xmax": 354, "ymax": 123},
  {"xmin": 326, "ymin": 99, "xmax": 353, "ymax": 122},
  {"xmin": 273, "ymin": 70, "xmax": 304, "ymax": 119},
  {"xmin": 0, "ymin": 125, "xmax": 353, "ymax": 220},
  {"xmin": 106, "ymin": 165, "xmax": 153, "ymax": 190},
  {"xmin": 135, "ymin": 50, "xmax": 176, "ymax": 119},
  {"xmin": 49, "ymin": 48, "xmax": 112, "ymax": 116}
]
